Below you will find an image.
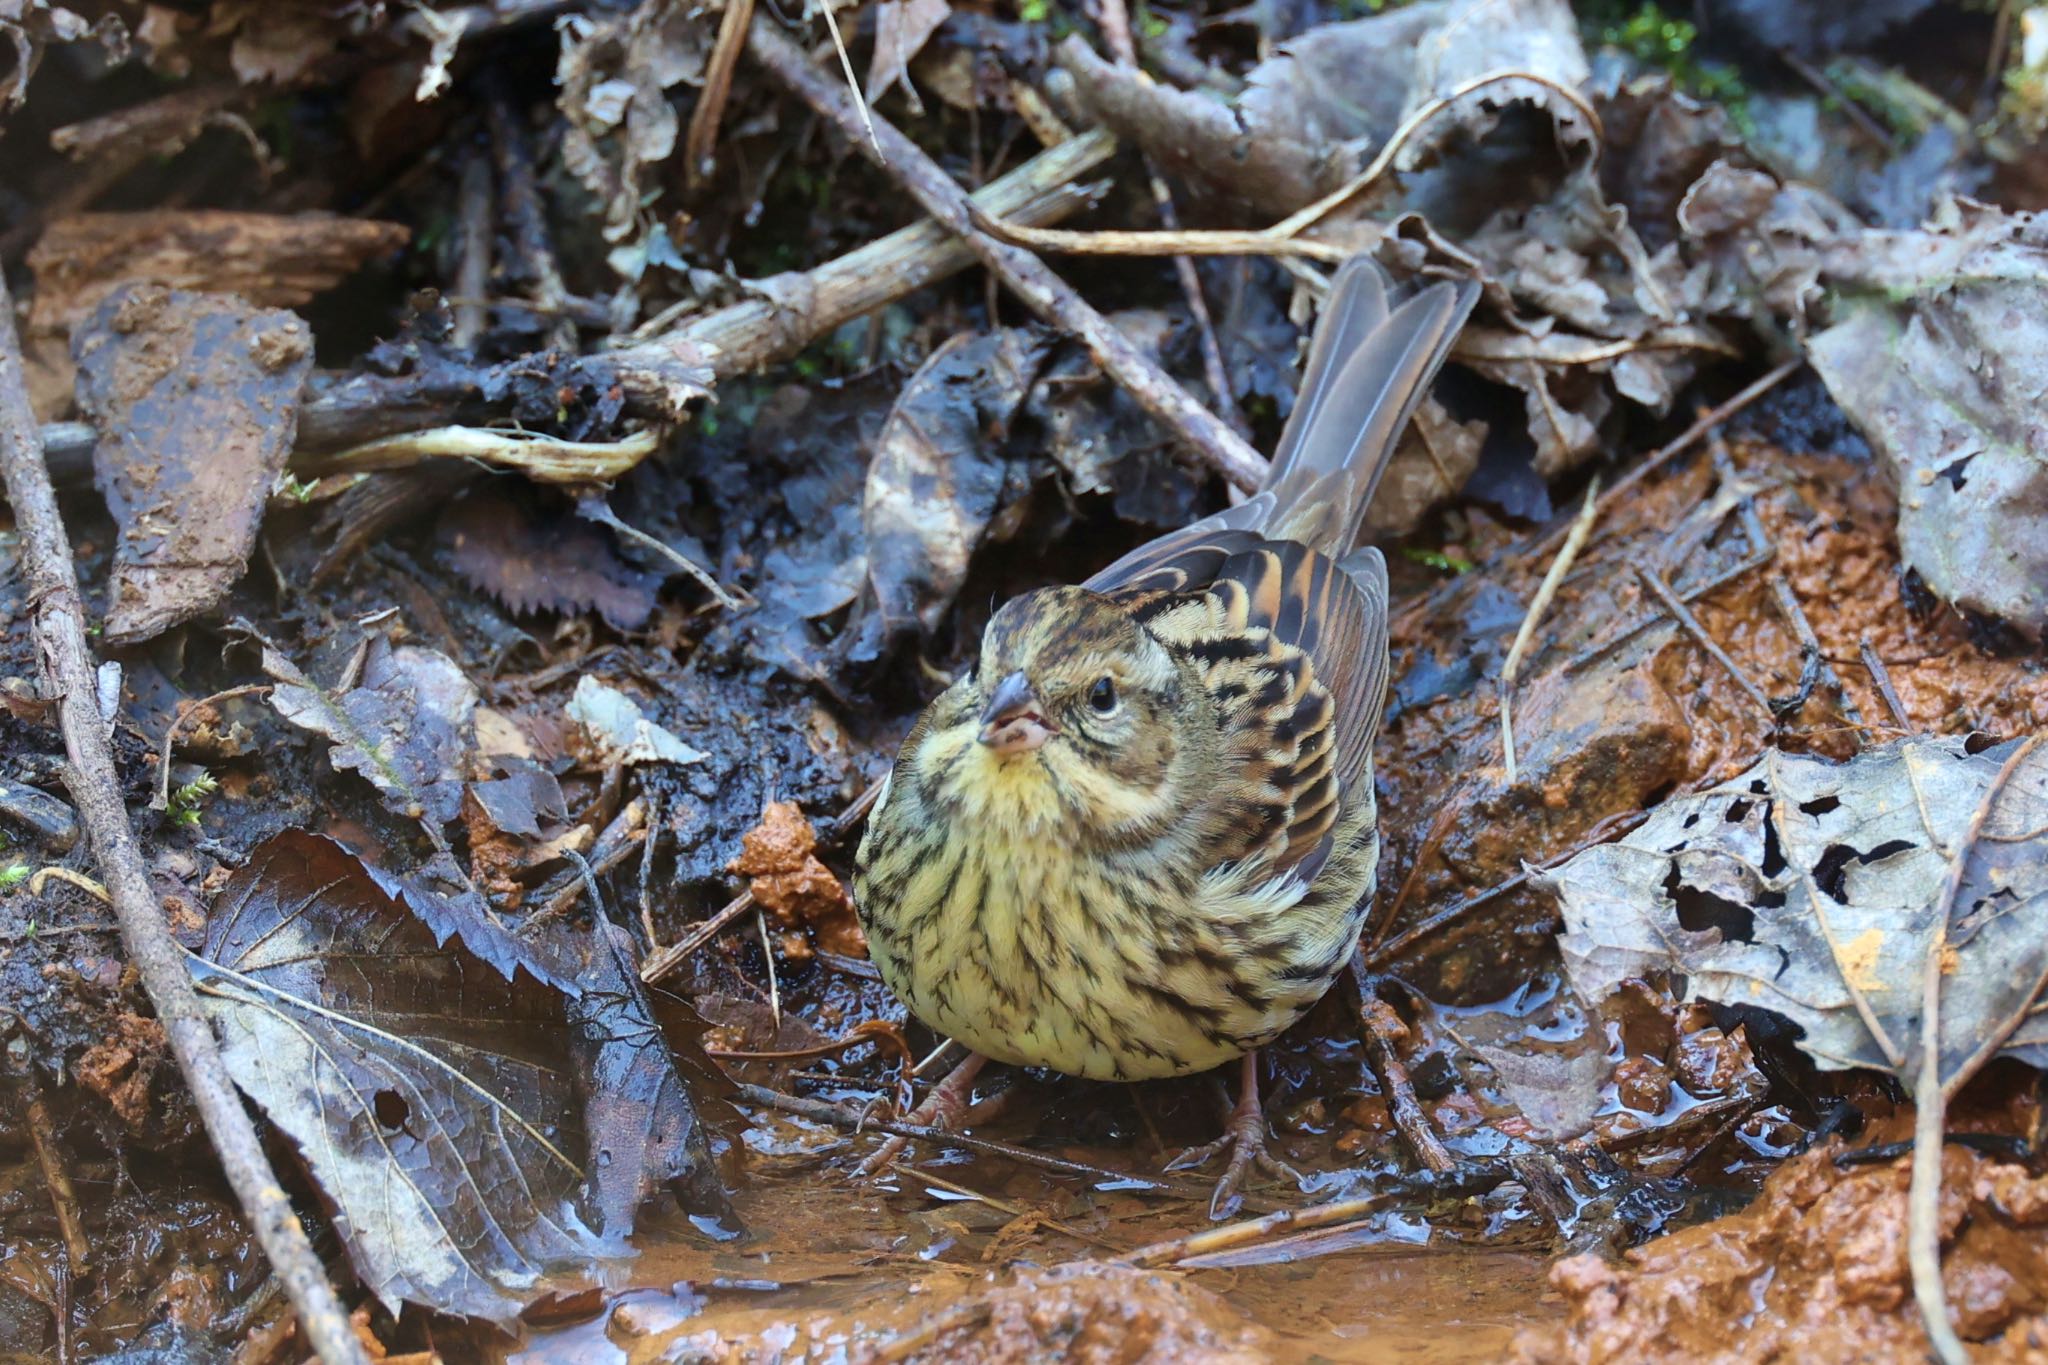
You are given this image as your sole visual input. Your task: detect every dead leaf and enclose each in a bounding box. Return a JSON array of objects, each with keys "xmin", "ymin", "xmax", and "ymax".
[
  {"xmin": 556, "ymin": 0, "xmax": 710, "ymax": 243},
  {"xmin": 860, "ymin": 328, "xmax": 1053, "ymax": 647},
  {"xmin": 1544, "ymin": 736, "xmax": 2048, "ymax": 1086},
  {"xmin": 864, "ymin": 0, "xmax": 950, "ymax": 112},
  {"xmin": 194, "ymin": 831, "xmax": 728, "ymax": 1322},
  {"xmin": 437, "ymin": 489, "xmax": 660, "ymax": 631},
  {"xmin": 0, "ymin": 0, "xmax": 126, "ymax": 109},
  {"xmin": 566, "ymin": 676, "xmax": 706, "ymax": 768},
  {"xmin": 72, "ymin": 285, "xmax": 313, "ymax": 646},
  {"xmin": 265, "ymin": 636, "xmax": 480, "ymax": 826},
  {"xmin": 1808, "ymin": 197, "xmax": 2048, "ymax": 635}
]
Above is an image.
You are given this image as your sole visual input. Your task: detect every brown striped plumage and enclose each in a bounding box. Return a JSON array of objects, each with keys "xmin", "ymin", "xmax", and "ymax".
[{"xmin": 854, "ymin": 257, "xmax": 1476, "ymax": 1094}]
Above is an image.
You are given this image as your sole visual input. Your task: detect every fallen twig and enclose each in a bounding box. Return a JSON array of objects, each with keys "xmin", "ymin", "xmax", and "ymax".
[
  {"xmin": 682, "ymin": 0, "xmax": 758, "ymax": 188},
  {"xmin": 486, "ymin": 90, "xmax": 577, "ymax": 352},
  {"xmin": 1860, "ymin": 638, "xmax": 1915, "ymax": 732},
  {"xmin": 451, "ymin": 149, "xmax": 493, "ymax": 351},
  {"xmin": 1529, "ymin": 359, "xmax": 1805, "ymax": 562},
  {"xmin": 1356, "ymin": 982, "xmax": 1455, "ymax": 1174},
  {"xmin": 734, "ymin": 1081, "xmax": 1249, "ymax": 1207},
  {"xmin": 747, "ymin": 15, "xmax": 1267, "ymax": 491},
  {"xmin": 0, "ymin": 274, "xmax": 369, "ymax": 1364},
  {"xmin": 1908, "ymin": 734, "xmax": 2041, "ymax": 1365},
  {"xmin": 1633, "ymin": 564, "xmax": 1776, "ymax": 719},
  {"xmin": 1500, "ymin": 474, "xmax": 1601, "ymax": 783}
]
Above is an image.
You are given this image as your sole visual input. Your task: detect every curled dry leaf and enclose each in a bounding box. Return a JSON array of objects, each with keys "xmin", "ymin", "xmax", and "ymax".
[
  {"xmin": 859, "ymin": 328, "xmax": 1053, "ymax": 648},
  {"xmin": 1544, "ymin": 736, "xmax": 2048, "ymax": 1087},
  {"xmin": 72, "ymin": 285, "xmax": 314, "ymax": 646},
  {"xmin": 1808, "ymin": 197, "xmax": 2048, "ymax": 635},
  {"xmin": 864, "ymin": 0, "xmax": 950, "ymax": 112},
  {"xmin": 556, "ymin": 0, "xmax": 711, "ymax": 242},
  {"xmin": 728, "ymin": 801, "xmax": 865, "ymax": 958},
  {"xmin": 193, "ymin": 831, "xmax": 727, "ymax": 1322},
  {"xmin": 0, "ymin": 0, "xmax": 126, "ymax": 109}
]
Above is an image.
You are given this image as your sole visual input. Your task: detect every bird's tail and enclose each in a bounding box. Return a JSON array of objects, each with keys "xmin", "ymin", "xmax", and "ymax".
[{"xmin": 1251, "ymin": 257, "xmax": 1478, "ymax": 555}]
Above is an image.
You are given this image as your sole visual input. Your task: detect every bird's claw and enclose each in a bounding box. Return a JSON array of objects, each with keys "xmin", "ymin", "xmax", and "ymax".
[
  {"xmin": 852, "ymin": 1051, "xmax": 987, "ymax": 1179},
  {"xmin": 1166, "ymin": 1117, "xmax": 1303, "ymax": 1220}
]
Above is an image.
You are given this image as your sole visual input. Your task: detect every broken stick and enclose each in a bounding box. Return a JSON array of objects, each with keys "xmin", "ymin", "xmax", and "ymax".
[{"xmin": 0, "ymin": 275, "xmax": 370, "ymax": 1365}]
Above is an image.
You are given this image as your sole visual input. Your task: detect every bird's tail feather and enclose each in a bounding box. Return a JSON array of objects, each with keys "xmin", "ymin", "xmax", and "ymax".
[{"xmin": 1256, "ymin": 257, "xmax": 1478, "ymax": 555}]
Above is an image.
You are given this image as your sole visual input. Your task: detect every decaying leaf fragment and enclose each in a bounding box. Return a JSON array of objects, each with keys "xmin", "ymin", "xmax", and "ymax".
[
  {"xmin": 194, "ymin": 831, "xmax": 728, "ymax": 1322},
  {"xmin": 72, "ymin": 285, "xmax": 314, "ymax": 645},
  {"xmin": 1544, "ymin": 736, "xmax": 2048, "ymax": 1085}
]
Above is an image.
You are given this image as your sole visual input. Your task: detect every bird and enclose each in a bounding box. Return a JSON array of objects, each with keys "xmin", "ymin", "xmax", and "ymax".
[{"xmin": 851, "ymin": 255, "xmax": 1478, "ymax": 1214}]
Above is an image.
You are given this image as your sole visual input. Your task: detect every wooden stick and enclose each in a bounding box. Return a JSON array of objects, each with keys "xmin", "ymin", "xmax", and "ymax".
[
  {"xmin": 746, "ymin": 15, "xmax": 1268, "ymax": 492},
  {"xmin": 1634, "ymin": 564, "xmax": 1776, "ymax": 718},
  {"xmin": 0, "ymin": 276, "xmax": 369, "ymax": 1363}
]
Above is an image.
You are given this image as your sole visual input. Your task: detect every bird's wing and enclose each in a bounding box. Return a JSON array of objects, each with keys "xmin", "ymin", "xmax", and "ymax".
[{"xmin": 1108, "ymin": 535, "xmax": 1387, "ymax": 880}]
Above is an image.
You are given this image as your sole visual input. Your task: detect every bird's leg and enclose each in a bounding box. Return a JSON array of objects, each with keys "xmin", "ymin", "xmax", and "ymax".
[
  {"xmin": 1165, "ymin": 1051, "xmax": 1303, "ymax": 1219},
  {"xmin": 853, "ymin": 1050, "xmax": 991, "ymax": 1178}
]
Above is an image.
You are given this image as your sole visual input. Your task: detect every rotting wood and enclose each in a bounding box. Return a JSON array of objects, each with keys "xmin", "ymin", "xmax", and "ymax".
[
  {"xmin": 26, "ymin": 210, "xmax": 411, "ymax": 336},
  {"xmin": 0, "ymin": 276, "xmax": 371, "ymax": 1364}
]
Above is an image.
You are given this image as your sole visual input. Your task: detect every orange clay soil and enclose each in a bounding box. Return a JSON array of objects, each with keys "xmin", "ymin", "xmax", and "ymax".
[{"xmin": 1510, "ymin": 1133, "xmax": 2048, "ymax": 1364}]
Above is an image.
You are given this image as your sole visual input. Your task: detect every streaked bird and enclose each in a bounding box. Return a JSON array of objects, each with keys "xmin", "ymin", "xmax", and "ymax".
[{"xmin": 853, "ymin": 256, "xmax": 1478, "ymax": 1213}]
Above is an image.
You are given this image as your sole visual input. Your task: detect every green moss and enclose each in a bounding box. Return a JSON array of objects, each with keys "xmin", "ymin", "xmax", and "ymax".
[
  {"xmin": 1594, "ymin": 3, "xmax": 1754, "ymax": 137},
  {"xmin": 1402, "ymin": 546, "xmax": 1475, "ymax": 574},
  {"xmin": 167, "ymin": 772, "xmax": 220, "ymax": 829}
]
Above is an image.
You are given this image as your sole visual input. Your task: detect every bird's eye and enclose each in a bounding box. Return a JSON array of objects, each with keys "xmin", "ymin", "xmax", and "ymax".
[{"xmin": 1089, "ymin": 676, "xmax": 1117, "ymax": 713}]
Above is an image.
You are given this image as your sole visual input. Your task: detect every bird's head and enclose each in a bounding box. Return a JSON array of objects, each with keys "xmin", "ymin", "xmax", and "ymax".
[{"xmin": 909, "ymin": 586, "xmax": 1202, "ymax": 843}]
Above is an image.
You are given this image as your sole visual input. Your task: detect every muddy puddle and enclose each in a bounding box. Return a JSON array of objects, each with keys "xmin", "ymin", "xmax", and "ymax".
[{"xmin": 512, "ymin": 1153, "xmax": 1554, "ymax": 1362}]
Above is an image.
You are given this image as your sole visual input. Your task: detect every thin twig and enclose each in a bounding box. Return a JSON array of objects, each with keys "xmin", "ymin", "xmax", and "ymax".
[
  {"xmin": 486, "ymin": 92, "xmax": 576, "ymax": 352},
  {"xmin": 1563, "ymin": 546, "xmax": 1773, "ymax": 673},
  {"xmin": 451, "ymin": 148, "xmax": 494, "ymax": 351},
  {"xmin": 683, "ymin": 0, "xmax": 759, "ymax": 187},
  {"xmin": 1908, "ymin": 735, "xmax": 2041, "ymax": 1365},
  {"xmin": 1089, "ymin": 0, "xmax": 1240, "ymax": 431},
  {"xmin": 0, "ymin": 274, "xmax": 369, "ymax": 1365},
  {"xmin": 578, "ymin": 496, "xmax": 749, "ymax": 609},
  {"xmin": 25, "ymin": 1081, "xmax": 90, "ymax": 1272},
  {"xmin": 733, "ymin": 1081, "xmax": 1245, "ymax": 1207},
  {"xmin": 1500, "ymin": 475, "xmax": 1601, "ymax": 783},
  {"xmin": 1356, "ymin": 982, "xmax": 1454, "ymax": 1174},
  {"xmin": 748, "ymin": 15, "xmax": 1267, "ymax": 491},
  {"xmin": 637, "ymin": 788, "xmax": 664, "ymax": 951},
  {"xmin": 1779, "ymin": 48, "xmax": 1898, "ymax": 151},
  {"xmin": 1633, "ymin": 564, "xmax": 1776, "ymax": 719},
  {"xmin": 640, "ymin": 780, "xmax": 884, "ymax": 986},
  {"xmin": 813, "ymin": 0, "xmax": 880, "ymax": 156},
  {"xmin": 1860, "ymin": 638, "xmax": 1914, "ymax": 733}
]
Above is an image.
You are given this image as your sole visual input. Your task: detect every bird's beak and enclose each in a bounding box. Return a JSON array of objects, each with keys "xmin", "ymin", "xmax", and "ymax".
[{"xmin": 978, "ymin": 670, "xmax": 1056, "ymax": 755}]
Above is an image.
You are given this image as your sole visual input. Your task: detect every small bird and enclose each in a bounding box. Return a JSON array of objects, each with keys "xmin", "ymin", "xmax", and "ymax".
[{"xmin": 852, "ymin": 256, "xmax": 1478, "ymax": 1212}]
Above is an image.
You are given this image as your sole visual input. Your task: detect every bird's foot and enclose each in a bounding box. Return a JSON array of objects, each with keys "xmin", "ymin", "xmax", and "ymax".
[
  {"xmin": 1164, "ymin": 1052, "xmax": 1303, "ymax": 1219},
  {"xmin": 853, "ymin": 1050, "xmax": 989, "ymax": 1178}
]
